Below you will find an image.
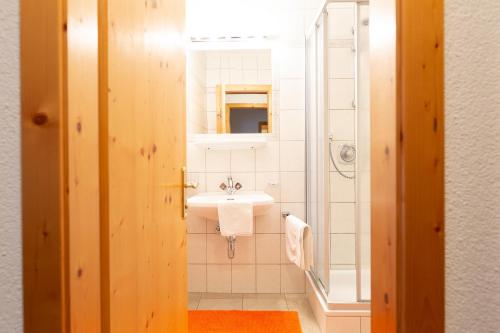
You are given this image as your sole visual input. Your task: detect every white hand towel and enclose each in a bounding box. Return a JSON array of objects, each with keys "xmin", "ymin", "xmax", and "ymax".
[
  {"xmin": 217, "ymin": 199, "xmax": 254, "ymax": 237},
  {"xmin": 285, "ymin": 215, "xmax": 313, "ymax": 271}
]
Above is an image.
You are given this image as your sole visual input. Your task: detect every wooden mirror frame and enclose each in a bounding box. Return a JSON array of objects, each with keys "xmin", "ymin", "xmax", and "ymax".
[{"xmin": 216, "ymin": 84, "xmax": 272, "ymax": 134}]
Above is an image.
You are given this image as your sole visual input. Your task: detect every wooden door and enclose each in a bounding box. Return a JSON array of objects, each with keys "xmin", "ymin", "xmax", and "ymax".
[
  {"xmin": 22, "ymin": 0, "xmax": 188, "ymax": 331},
  {"xmin": 99, "ymin": 0, "xmax": 188, "ymax": 332}
]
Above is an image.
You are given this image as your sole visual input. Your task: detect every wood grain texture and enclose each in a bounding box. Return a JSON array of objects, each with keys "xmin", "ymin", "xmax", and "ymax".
[
  {"xmin": 103, "ymin": 0, "xmax": 188, "ymax": 331},
  {"xmin": 67, "ymin": 0, "xmax": 101, "ymax": 331},
  {"xmin": 98, "ymin": 0, "xmax": 110, "ymax": 331},
  {"xmin": 370, "ymin": 0, "xmax": 398, "ymax": 331},
  {"xmin": 371, "ymin": 0, "xmax": 444, "ymax": 332},
  {"xmin": 21, "ymin": 0, "xmax": 68, "ymax": 331},
  {"xmin": 398, "ymin": 0, "xmax": 444, "ymax": 331}
]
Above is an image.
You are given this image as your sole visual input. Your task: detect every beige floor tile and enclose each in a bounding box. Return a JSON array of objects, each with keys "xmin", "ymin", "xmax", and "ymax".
[
  {"xmin": 242, "ymin": 297, "xmax": 288, "ymax": 310},
  {"xmin": 191, "ymin": 292, "xmax": 320, "ymax": 332},
  {"xmin": 197, "ymin": 298, "xmax": 243, "ymax": 310},
  {"xmin": 286, "ymin": 295, "xmax": 321, "ymax": 333},
  {"xmin": 285, "ymin": 293, "xmax": 308, "ymax": 300},
  {"xmin": 189, "ymin": 293, "xmax": 201, "ymax": 310},
  {"xmin": 201, "ymin": 292, "xmax": 243, "ymax": 299},
  {"xmin": 243, "ymin": 293, "xmax": 285, "ymax": 299}
]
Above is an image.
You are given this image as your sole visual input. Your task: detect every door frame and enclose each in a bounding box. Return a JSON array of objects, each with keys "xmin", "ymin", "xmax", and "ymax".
[
  {"xmin": 371, "ymin": 0, "xmax": 444, "ymax": 332},
  {"xmin": 21, "ymin": 0, "xmax": 444, "ymax": 331}
]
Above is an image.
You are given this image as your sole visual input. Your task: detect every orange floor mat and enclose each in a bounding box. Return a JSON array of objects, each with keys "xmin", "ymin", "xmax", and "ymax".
[{"xmin": 188, "ymin": 310, "xmax": 302, "ymax": 333}]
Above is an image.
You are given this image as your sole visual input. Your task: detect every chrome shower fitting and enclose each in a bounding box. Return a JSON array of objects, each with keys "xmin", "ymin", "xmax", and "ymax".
[{"xmin": 328, "ymin": 135, "xmax": 356, "ymax": 179}]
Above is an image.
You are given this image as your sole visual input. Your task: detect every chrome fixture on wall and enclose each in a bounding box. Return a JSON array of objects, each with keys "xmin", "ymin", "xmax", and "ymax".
[
  {"xmin": 328, "ymin": 134, "xmax": 356, "ymax": 179},
  {"xmin": 220, "ymin": 176, "xmax": 242, "ymax": 195}
]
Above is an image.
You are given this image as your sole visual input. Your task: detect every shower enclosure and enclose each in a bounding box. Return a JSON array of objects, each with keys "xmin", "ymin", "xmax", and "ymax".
[{"xmin": 306, "ymin": 1, "xmax": 370, "ymax": 306}]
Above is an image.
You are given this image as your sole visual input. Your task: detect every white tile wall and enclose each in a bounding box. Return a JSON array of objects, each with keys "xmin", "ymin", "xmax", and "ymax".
[
  {"xmin": 281, "ymin": 172, "xmax": 305, "ymax": 203},
  {"xmin": 330, "ymin": 234, "xmax": 356, "ymax": 265},
  {"xmin": 327, "ymin": 4, "xmax": 358, "ymax": 271},
  {"xmin": 186, "ymin": 0, "xmax": 312, "ymax": 296},
  {"xmin": 330, "ymin": 110, "xmax": 355, "ymax": 141},
  {"xmin": 281, "ymin": 264, "xmax": 306, "ymax": 293},
  {"xmin": 280, "ymin": 79, "xmax": 305, "ymax": 110},
  {"xmin": 256, "ymin": 265, "xmax": 281, "ymax": 293},
  {"xmin": 186, "ymin": 52, "xmax": 207, "ymax": 133},
  {"xmin": 280, "ymin": 110, "xmax": 306, "ymax": 141},
  {"xmin": 327, "ymin": 5, "xmax": 356, "ymax": 40},
  {"xmin": 330, "ymin": 172, "xmax": 355, "ymax": 203},
  {"xmin": 255, "ymin": 141, "xmax": 280, "ymax": 172},
  {"xmin": 329, "ymin": 79, "xmax": 355, "ymax": 110},
  {"xmin": 330, "ymin": 203, "xmax": 355, "ymax": 234},
  {"xmin": 188, "ymin": 234, "xmax": 207, "ymax": 264},
  {"xmin": 206, "ymin": 150, "xmax": 230, "ymax": 172},
  {"xmin": 279, "ymin": 141, "xmax": 305, "ymax": 172},
  {"xmin": 255, "ymin": 203, "xmax": 281, "ymax": 233},
  {"xmin": 187, "ymin": 48, "xmax": 307, "ymax": 294},
  {"xmin": 207, "ymin": 264, "xmax": 232, "ymax": 293},
  {"xmin": 329, "ymin": 48, "xmax": 355, "ymax": 79},
  {"xmin": 189, "ymin": 264, "xmax": 207, "ymax": 292},
  {"xmin": 256, "ymin": 234, "xmax": 281, "ymax": 264},
  {"xmin": 187, "ymin": 145, "xmax": 307, "ymax": 294},
  {"xmin": 232, "ymin": 265, "xmax": 256, "ymax": 293},
  {"xmin": 203, "ymin": 50, "xmax": 273, "ymax": 128},
  {"xmin": 232, "ymin": 235, "xmax": 256, "ymax": 264},
  {"xmin": 279, "ymin": 47, "xmax": 305, "ymax": 79}
]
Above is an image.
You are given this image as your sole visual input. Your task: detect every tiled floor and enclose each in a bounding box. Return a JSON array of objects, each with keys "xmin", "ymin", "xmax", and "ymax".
[{"xmin": 189, "ymin": 293, "xmax": 321, "ymax": 333}]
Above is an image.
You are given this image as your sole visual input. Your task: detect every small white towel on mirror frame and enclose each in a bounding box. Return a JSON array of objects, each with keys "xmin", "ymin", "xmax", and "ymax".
[
  {"xmin": 217, "ymin": 199, "xmax": 254, "ymax": 237},
  {"xmin": 285, "ymin": 215, "xmax": 313, "ymax": 271}
]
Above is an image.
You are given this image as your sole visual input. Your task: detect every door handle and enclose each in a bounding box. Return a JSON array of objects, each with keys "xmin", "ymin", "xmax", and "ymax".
[
  {"xmin": 181, "ymin": 167, "xmax": 199, "ymax": 219},
  {"xmin": 184, "ymin": 181, "xmax": 199, "ymax": 189}
]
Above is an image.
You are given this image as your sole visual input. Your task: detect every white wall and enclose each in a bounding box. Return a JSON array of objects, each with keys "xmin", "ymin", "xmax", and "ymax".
[
  {"xmin": 445, "ymin": 1, "xmax": 500, "ymax": 332},
  {"xmin": 186, "ymin": 52, "xmax": 207, "ymax": 133},
  {"xmin": 0, "ymin": 0, "xmax": 23, "ymax": 332},
  {"xmin": 186, "ymin": 47, "xmax": 307, "ymax": 295},
  {"xmin": 185, "ymin": 0, "xmax": 309, "ymax": 295}
]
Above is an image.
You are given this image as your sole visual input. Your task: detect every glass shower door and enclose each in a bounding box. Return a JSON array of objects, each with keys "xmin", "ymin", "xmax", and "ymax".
[
  {"xmin": 306, "ymin": 10, "xmax": 330, "ymax": 293},
  {"xmin": 356, "ymin": 3, "xmax": 371, "ymax": 302}
]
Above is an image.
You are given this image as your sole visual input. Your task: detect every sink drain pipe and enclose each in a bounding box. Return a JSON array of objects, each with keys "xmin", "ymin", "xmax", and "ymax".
[
  {"xmin": 227, "ymin": 236, "xmax": 236, "ymax": 259},
  {"xmin": 216, "ymin": 224, "xmax": 237, "ymax": 259}
]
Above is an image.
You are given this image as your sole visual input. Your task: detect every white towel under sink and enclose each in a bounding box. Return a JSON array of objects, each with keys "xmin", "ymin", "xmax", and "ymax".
[{"xmin": 217, "ymin": 199, "xmax": 254, "ymax": 237}]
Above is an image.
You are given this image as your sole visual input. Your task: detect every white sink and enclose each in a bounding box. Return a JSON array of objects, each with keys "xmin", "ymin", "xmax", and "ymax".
[{"xmin": 187, "ymin": 191, "xmax": 274, "ymax": 221}]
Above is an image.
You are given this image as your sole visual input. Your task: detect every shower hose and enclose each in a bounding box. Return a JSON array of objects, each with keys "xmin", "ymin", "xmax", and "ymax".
[{"xmin": 328, "ymin": 137, "xmax": 356, "ymax": 179}]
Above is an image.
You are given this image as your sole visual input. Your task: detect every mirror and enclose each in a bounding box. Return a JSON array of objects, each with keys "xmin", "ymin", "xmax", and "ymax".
[
  {"xmin": 187, "ymin": 49, "xmax": 273, "ymax": 135},
  {"xmin": 217, "ymin": 84, "xmax": 272, "ymax": 134}
]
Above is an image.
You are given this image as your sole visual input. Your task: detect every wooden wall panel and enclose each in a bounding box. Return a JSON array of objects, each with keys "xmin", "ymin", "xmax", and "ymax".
[
  {"xmin": 21, "ymin": 0, "xmax": 67, "ymax": 331},
  {"xmin": 22, "ymin": 0, "xmax": 102, "ymax": 331},
  {"xmin": 370, "ymin": 0, "xmax": 399, "ymax": 331},
  {"xmin": 102, "ymin": 0, "xmax": 188, "ymax": 331},
  {"xmin": 399, "ymin": 0, "xmax": 444, "ymax": 331},
  {"xmin": 67, "ymin": 0, "xmax": 101, "ymax": 331},
  {"xmin": 371, "ymin": 0, "xmax": 444, "ymax": 332}
]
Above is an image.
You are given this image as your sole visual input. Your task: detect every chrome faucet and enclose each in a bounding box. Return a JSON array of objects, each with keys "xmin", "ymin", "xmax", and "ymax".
[{"xmin": 220, "ymin": 176, "xmax": 242, "ymax": 195}]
